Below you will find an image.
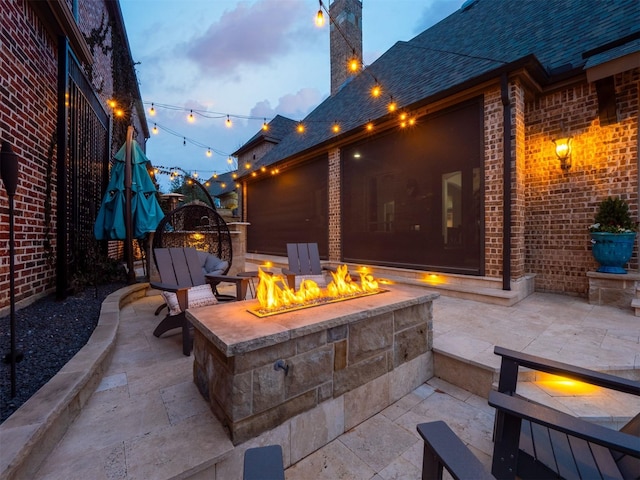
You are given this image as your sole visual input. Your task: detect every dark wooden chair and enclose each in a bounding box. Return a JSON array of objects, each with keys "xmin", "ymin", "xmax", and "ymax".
[
  {"xmin": 417, "ymin": 421, "xmax": 494, "ymax": 480},
  {"xmin": 151, "ymin": 247, "xmax": 219, "ymax": 356},
  {"xmin": 243, "ymin": 445, "xmax": 285, "ymax": 480},
  {"xmin": 282, "ymin": 243, "xmax": 329, "ymax": 289},
  {"xmin": 416, "ymin": 347, "xmax": 640, "ymax": 480},
  {"xmin": 490, "ymin": 346, "xmax": 639, "ymax": 480},
  {"xmin": 153, "ymin": 202, "xmax": 233, "ymax": 305}
]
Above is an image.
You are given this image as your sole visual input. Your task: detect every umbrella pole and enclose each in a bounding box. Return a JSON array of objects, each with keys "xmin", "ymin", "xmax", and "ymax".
[{"xmin": 124, "ymin": 126, "xmax": 136, "ymax": 284}]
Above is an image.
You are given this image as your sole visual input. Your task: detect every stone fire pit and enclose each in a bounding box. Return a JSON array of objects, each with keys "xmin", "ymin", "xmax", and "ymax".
[{"xmin": 186, "ymin": 285, "xmax": 438, "ymax": 446}]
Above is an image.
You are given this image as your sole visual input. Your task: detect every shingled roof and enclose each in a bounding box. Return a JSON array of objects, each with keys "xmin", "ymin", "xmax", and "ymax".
[
  {"xmin": 247, "ymin": 0, "xmax": 638, "ymax": 173},
  {"xmin": 232, "ymin": 114, "xmax": 297, "ymax": 157}
]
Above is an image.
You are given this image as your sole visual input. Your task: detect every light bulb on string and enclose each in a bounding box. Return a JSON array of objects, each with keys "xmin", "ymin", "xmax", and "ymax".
[
  {"xmin": 193, "ymin": 171, "xmax": 198, "ymax": 179},
  {"xmin": 232, "ymin": 173, "xmax": 238, "ymax": 179},
  {"xmin": 183, "ymin": 137, "xmax": 186, "ymax": 146},
  {"xmin": 315, "ymin": 1, "xmax": 324, "ymax": 27},
  {"xmin": 348, "ymin": 56, "xmax": 360, "ymax": 73},
  {"xmin": 262, "ymin": 119, "xmax": 268, "ymax": 131},
  {"xmin": 332, "ymin": 122, "xmax": 340, "ymax": 134},
  {"xmin": 245, "ymin": 162, "xmax": 251, "ymax": 170},
  {"xmin": 225, "ymin": 115, "xmax": 232, "ymax": 128},
  {"xmin": 227, "ymin": 157, "xmax": 233, "ymax": 165},
  {"xmin": 149, "ymin": 103, "xmax": 156, "ymax": 116},
  {"xmin": 188, "ymin": 110, "xmax": 195, "ymax": 122},
  {"xmin": 388, "ymin": 98, "xmax": 397, "ymax": 112},
  {"xmin": 152, "ymin": 124, "xmax": 158, "ymax": 134},
  {"xmin": 371, "ymin": 84, "xmax": 382, "ymax": 98},
  {"xmin": 206, "ymin": 148, "xmax": 212, "ymax": 157},
  {"xmin": 213, "ymin": 172, "xmax": 218, "ymax": 179},
  {"xmin": 297, "ymin": 122, "xmax": 305, "ymax": 133},
  {"xmin": 366, "ymin": 122, "xmax": 374, "ymax": 131}
]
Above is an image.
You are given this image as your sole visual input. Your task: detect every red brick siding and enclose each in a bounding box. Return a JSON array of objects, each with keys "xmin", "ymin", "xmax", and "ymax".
[
  {"xmin": 0, "ymin": 0, "xmax": 144, "ymax": 311},
  {"xmin": 524, "ymin": 69, "xmax": 639, "ymax": 295}
]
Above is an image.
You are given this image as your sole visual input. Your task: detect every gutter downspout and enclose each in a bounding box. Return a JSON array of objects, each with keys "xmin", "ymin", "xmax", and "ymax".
[{"xmin": 501, "ymin": 73, "xmax": 512, "ymax": 291}]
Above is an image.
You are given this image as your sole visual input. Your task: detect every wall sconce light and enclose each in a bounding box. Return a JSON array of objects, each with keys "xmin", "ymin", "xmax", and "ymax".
[{"xmin": 553, "ymin": 137, "xmax": 572, "ymax": 170}]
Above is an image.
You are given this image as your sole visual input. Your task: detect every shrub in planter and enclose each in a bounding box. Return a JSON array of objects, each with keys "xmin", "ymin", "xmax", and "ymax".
[{"xmin": 589, "ymin": 197, "xmax": 638, "ymax": 274}]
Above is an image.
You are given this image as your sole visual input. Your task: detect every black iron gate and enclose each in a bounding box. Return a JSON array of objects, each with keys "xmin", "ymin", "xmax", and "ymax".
[{"xmin": 56, "ymin": 38, "xmax": 110, "ymax": 298}]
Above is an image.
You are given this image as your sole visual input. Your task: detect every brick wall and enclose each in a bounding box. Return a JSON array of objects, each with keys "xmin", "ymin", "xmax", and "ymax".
[
  {"xmin": 524, "ymin": 68, "xmax": 639, "ymax": 295},
  {"xmin": 0, "ymin": 0, "xmax": 144, "ymax": 312},
  {"xmin": 1, "ymin": 2, "xmax": 60, "ymax": 310}
]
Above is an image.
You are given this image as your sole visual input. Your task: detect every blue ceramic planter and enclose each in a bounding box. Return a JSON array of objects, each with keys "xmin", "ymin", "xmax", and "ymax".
[{"xmin": 590, "ymin": 232, "xmax": 636, "ymax": 274}]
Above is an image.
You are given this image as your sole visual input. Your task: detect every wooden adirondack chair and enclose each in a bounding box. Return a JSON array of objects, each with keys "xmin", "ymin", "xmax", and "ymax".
[
  {"xmin": 151, "ymin": 247, "xmax": 219, "ymax": 355},
  {"xmin": 416, "ymin": 347, "xmax": 640, "ymax": 480},
  {"xmin": 282, "ymin": 243, "xmax": 329, "ymax": 289}
]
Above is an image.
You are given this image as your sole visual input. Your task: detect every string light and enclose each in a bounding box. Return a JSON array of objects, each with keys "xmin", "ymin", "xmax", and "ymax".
[
  {"xmin": 225, "ymin": 115, "xmax": 232, "ymax": 128},
  {"xmin": 206, "ymin": 148, "xmax": 212, "ymax": 157},
  {"xmin": 371, "ymin": 85, "xmax": 382, "ymax": 98},
  {"xmin": 332, "ymin": 122, "xmax": 340, "ymax": 133},
  {"xmin": 315, "ymin": 0, "xmax": 324, "ymax": 26},
  {"xmin": 183, "ymin": 137, "xmax": 186, "ymax": 146},
  {"xmin": 388, "ymin": 99, "xmax": 397, "ymax": 112},
  {"xmin": 297, "ymin": 123, "xmax": 305, "ymax": 133},
  {"xmin": 188, "ymin": 110, "xmax": 195, "ymax": 122},
  {"xmin": 366, "ymin": 122, "xmax": 374, "ymax": 131},
  {"xmin": 262, "ymin": 119, "xmax": 268, "ymax": 131},
  {"xmin": 149, "ymin": 103, "xmax": 156, "ymax": 115},
  {"xmin": 108, "ymin": 99, "xmax": 117, "ymax": 108},
  {"xmin": 349, "ymin": 57, "xmax": 360, "ymax": 72},
  {"xmin": 152, "ymin": 124, "xmax": 158, "ymax": 134}
]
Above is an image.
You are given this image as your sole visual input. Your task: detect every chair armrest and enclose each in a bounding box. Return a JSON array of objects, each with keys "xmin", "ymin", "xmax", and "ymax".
[
  {"xmin": 489, "ymin": 391, "xmax": 640, "ymax": 456},
  {"xmin": 281, "ymin": 268, "xmax": 296, "ymax": 276},
  {"xmin": 417, "ymin": 421, "xmax": 494, "ymax": 480},
  {"xmin": 150, "ymin": 281, "xmax": 190, "ymax": 293},
  {"xmin": 494, "ymin": 346, "xmax": 640, "ymax": 395}
]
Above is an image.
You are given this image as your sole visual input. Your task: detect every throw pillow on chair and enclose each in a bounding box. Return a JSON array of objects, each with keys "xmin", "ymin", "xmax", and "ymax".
[{"xmin": 160, "ymin": 284, "xmax": 218, "ymax": 316}]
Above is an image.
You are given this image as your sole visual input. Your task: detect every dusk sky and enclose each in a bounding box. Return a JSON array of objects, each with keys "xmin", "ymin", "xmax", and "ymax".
[{"xmin": 120, "ymin": 0, "xmax": 465, "ymax": 191}]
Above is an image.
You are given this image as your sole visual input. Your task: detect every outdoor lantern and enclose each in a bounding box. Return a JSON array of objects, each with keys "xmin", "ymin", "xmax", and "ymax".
[
  {"xmin": 553, "ymin": 137, "xmax": 572, "ymax": 170},
  {"xmin": 1, "ymin": 140, "xmax": 19, "ymax": 195}
]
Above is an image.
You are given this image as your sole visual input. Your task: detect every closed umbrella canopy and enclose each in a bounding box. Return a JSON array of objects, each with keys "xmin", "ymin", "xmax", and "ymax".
[{"xmin": 94, "ymin": 140, "xmax": 164, "ymax": 240}]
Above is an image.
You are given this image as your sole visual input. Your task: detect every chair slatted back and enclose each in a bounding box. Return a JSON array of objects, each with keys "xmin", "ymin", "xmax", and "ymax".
[
  {"xmin": 287, "ymin": 243, "xmax": 322, "ymax": 275},
  {"xmin": 155, "ymin": 247, "xmax": 206, "ymax": 288}
]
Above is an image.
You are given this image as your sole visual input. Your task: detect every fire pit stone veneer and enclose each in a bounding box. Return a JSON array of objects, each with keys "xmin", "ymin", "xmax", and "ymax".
[{"xmin": 187, "ymin": 285, "xmax": 438, "ymax": 447}]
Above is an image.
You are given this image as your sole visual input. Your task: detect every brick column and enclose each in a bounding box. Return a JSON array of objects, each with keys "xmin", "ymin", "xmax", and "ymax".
[{"xmin": 328, "ymin": 148, "xmax": 341, "ymax": 262}]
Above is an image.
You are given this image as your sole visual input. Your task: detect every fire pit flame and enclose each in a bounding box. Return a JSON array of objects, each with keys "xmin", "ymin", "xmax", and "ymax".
[{"xmin": 251, "ymin": 265, "xmax": 383, "ymax": 317}]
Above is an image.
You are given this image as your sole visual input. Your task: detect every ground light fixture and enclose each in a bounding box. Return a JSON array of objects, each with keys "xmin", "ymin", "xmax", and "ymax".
[{"xmin": 1, "ymin": 140, "xmax": 22, "ymax": 398}]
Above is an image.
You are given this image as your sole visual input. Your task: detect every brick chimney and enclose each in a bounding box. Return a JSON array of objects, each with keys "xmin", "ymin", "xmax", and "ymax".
[{"xmin": 329, "ymin": 0, "xmax": 362, "ymax": 96}]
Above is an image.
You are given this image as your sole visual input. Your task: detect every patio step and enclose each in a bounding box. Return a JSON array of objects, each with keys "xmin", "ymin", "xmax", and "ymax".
[{"xmin": 432, "ymin": 350, "xmax": 637, "ymax": 431}]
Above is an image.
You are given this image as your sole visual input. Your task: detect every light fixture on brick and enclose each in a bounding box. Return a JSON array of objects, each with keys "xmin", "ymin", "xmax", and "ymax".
[{"xmin": 553, "ymin": 136, "xmax": 572, "ymax": 170}]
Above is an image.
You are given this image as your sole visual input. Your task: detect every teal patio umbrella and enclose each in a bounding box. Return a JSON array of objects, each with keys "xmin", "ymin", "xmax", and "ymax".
[{"xmin": 94, "ymin": 139, "xmax": 164, "ymax": 241}]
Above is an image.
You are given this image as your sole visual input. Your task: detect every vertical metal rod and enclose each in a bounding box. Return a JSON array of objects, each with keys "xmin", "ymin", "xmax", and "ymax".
[
  {"xmin": 124, "ymin": 126, "xmax": 135, "ymax": 284},
  {"xmin": 8, "ymin": 193, "xmax": 16, "ymax": 397}
]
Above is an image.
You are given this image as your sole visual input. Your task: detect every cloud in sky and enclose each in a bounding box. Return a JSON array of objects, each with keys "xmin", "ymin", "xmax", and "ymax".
[
  {"xmin": 250, "ymin": 88, "xmax": 324, "ymax": 120},
  {"xmin": 183, "ymin": 0, "xmax": 308, "ymax": 76}
]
